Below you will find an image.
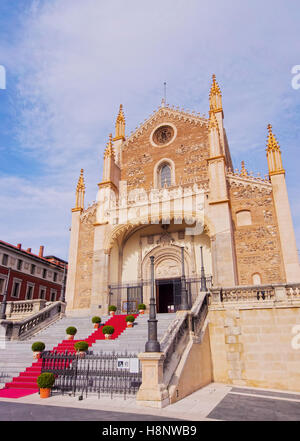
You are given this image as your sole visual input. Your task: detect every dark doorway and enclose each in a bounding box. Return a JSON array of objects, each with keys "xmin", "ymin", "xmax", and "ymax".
[{"xmin": 156, "ymin": 278, "xmax": 181, "ymax": 313}]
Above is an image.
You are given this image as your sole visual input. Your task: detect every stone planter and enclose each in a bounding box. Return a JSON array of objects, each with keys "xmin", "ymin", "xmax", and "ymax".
[
  {"xmin": 104, "ymin": 334, "xmax": 112, "ymax": 340},
  {"xmin": 67, "ymin": 335, "xmax": 74, "ymax": 340},
  {"xmin": 127, "ymin": 322, "xmax": 133, "ymax": 328},
  {"xmin": 109, "ymin": 311, "xmax": 115, "ymax": 317},
  {"xmin": 139, "ymin": 310, "xmax": 145, "ymax": 315}
]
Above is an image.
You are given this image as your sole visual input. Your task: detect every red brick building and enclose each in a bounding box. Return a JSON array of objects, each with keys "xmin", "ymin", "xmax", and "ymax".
[{"xmin": 0, "ymin": 240, "xmax": 67, "ymax": 303}]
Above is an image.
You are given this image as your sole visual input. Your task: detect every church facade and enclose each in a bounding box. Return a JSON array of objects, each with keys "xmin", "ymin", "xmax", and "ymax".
[{"xmin": 65, "ymin": 75, "xmax": 300, "ymax": 316}]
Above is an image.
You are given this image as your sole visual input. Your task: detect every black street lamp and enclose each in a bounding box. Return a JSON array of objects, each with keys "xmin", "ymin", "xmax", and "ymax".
[
  {"xmin": 145, "ymin": 256, "xmax": 160, "ymax": 352},
  {"xmin": 200, "ymin": 246, "xmax": 207, "ymax": 292},
  {"xmin": 179, "ymin": 246, "xmax": 189, "ymax": 310},
  {"xmin": 0, "ymin": 268, "xmax": 11, "ymax": 320}
]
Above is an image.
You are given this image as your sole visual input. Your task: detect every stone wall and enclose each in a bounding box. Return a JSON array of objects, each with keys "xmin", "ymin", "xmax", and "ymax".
[
  {"xmin": 121, "ymin": 112, "xmax": 209, "ymax": 190},
  {"xmin": 209, "ymin": 305, "xmax": 300, "ymax": 391},
  {"xmin": 73, "ymin": 208, "xmax": 96, "ymax": 309},
  {"xmin": 229, "ymin": 179, "xmax": 285, "ymax": 285}
]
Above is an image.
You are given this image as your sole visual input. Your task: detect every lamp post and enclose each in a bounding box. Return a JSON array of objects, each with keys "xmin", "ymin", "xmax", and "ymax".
[
  {"xmin": 179, "ymin": 246, "xmax": 189, "ymax": 310},
  {"xmin": 145, "ymin": 256, "xmax": 160, "ymax": 352},
  {"xmin": 0, "ymin": 268, "xmax": 11, "ymax": 320},
  {"xmin": 200, "ymin": 246, "xmax": 207, "ymax": 292}
]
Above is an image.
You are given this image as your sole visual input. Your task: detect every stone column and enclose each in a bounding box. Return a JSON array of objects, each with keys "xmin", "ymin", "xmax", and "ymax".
[{"xmin": 136, "ymin": 352, "xmax": 169, "ymax": 408}]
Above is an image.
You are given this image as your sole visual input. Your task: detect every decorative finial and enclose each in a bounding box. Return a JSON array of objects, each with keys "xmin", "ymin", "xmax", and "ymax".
[
  {"xmin": 266, "ymin": 124, "xmax": 285, "ymax": 176},
  {"xmin": 104, "ymin": 133, "xmax": 115, "ymax": 159},
  {"xmin": 240, "ymin": 161, "xmax": 248, "ymax": 177},
  {"xmin": 209, "ymin": 74, "xmax": 222, "ymax": 113},
  {"xmin": 114, "ymin": 104, "xmax": 125, "ymax": 141},
  {"xmin": 74, "ymin": 169, "xmax": 85, "ymax": 211}
]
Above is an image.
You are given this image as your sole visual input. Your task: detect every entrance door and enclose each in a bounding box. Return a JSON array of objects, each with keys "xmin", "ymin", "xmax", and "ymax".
[{"xmin": 156, "ymin": 278, "xmax": 181, "ymax": 313}]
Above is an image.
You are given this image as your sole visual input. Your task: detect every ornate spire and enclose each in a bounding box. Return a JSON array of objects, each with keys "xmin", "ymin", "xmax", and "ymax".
[
  {"xmin": 114, "ymin": 104, "xmax": 125, "ymax": 141},
  {"xmin": 104, "ymin": 133, "xmax": 115, "ymax": 159},
  {"xmin": 266, "ymin": 124, "xmax": 285, "ymax": 176},
  {"xmin": 74, "ymin": 169, "xmax": 85, "ymax": 211},
  {"xmin": 209, "ymin": 74, "xmax": 222, "ymax": 113}
]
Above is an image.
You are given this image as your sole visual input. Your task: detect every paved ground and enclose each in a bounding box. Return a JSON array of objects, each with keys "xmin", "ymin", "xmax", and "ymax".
[
  {"xmin": 1, "ymin": 383, "xmax": 300, "ymax": 421},
  {"xmin": 0, "ymin": 401, "xmax": 179, "ymax": 421}
]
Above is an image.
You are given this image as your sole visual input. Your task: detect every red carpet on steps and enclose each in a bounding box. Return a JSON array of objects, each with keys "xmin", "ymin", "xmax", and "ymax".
[{"xmin": 0, "ymin": 314, "xmax": 137, "ymax": 399}]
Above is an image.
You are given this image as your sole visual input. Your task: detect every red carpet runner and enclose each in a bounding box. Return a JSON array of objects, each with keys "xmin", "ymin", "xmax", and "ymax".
[{"xmin": 0, "ymin": 314, "xmax": 137, "ymax": 399}]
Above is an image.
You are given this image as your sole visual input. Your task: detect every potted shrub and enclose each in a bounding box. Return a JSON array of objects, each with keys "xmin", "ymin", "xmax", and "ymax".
[
  {"xmin": 92, "ymin": 316, "xmax": 101, "ymax": 329},
  {"xmin": 102, "ymin": 325, "xmax": 114, "ymax": 340},
  {"xmin": 126, "ymin": 315, "xmax": 135, "ymax": 328},
  {"xmin": 37, "ymin": 372, "xmax": 55, "ymax": 399},
  {"xmin": 66, "ymin": 326, "xmax": 77, "ymax": 340},
  {"xmin": 74, "ymin": 341, "xmax": 89, "ymax": 358},
  {"xmin": 138, "ymin": 303, "xmax": 146, "ymax": 315},
  {"xmin": 31, "ymin": 342, "xmax": 45, "ymax": 360},
  {"xmin": 108, "ymin": 305, "xmax": 117, "ymax": 317}
]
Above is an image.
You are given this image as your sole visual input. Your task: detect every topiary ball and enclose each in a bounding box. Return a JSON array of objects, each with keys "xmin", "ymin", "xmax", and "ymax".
[
  {"xmin": 37, "ymin": 372, "xmax": 55, "ymax": 389},
  {"xmin": 74, "ymin": 341, "xmax": 89, "ymax": 352},
  {"xmin": 126, "ymin": 315, "xmax": 135, "ymax": 323},
  {"xmin": 66, "ymin": 326, "xmax": 77, "ymax": 335},
  {"xmin": 31, "ymin": 342, "xmax": 45, "ymax": 352},
  {"xmin": 102, "ymin": 325, "xmax": 115, "ymax": 335},
  {"xmin": 92, "ymin": 316, "xmax": 101, "ymax": 324}
]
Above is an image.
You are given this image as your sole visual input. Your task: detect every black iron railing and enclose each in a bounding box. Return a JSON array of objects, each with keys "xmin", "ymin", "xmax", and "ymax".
[{"xmin": 41, "ymin": 351, "xmax": 142, "ymax": 400}]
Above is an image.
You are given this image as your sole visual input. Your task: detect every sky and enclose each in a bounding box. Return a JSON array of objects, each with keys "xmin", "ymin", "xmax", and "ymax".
[{"xmin": 0, "ymin": 0, "xmax": 299, "ymax": 260}]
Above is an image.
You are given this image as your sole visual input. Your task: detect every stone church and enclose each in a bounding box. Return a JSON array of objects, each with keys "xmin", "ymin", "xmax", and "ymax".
[{"xmin": 65, "ymin": 75, "xmax": 300, "ymax": 316}]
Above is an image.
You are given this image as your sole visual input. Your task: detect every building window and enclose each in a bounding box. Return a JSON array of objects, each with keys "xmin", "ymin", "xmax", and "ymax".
[
  {"xmin": 30, "ymin": 264, "xmax": 36, "ymax": 275},
  {"xmin": 236, "ymin": 210, "xmax": 252, "ymax": 227},
  {"xmin": 12, "ymin": 280, "xmax": 21, "ymax": 298},
  {"xmin": 39, "ymin": 287, "xmax": 46, "ymax": 300},
  {"xmin": 50, "ymin": 290, "xmax": 57, "ymax": 302},
  {"xmin": 2, "ymin": 254, "xmax": 8, "ymax": 266},
  {"xmin": 0, "ymin": 278, "xmax": 6, "ymax": 295},
  {"xmin": 53, "ymin": 272, "xmax": 57, "ymax": 282},
  {"xmin": 160, "ymin": 164, "xmax": 171, "ymax": 188},
  {"xmin": 25, "ymin": 284, "xmax": 34, "ymax": 300},
  {"xmin": 43, "ymin": 268, "xmax": 47, "ymax": 279},
  {"xmin": 252, "ymin": 273, "xmax": 262, "ymax": 285},
  {"xmin": 17, "ymin": 259, "xmax": 23, "ymax": 271}
]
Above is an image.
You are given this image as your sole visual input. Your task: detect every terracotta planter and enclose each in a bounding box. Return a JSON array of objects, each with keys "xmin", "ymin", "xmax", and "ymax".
[
  {"xmin": 33, "ymin": 351, "xmax": 41, "ymax": 360},
  {"xmin": 109, "ymin": 311, "xmax": 115, "ymax": 317},
  {"xmin": 78, "ymin": 351, "xmax": 86, "ymax": 359},
  {"xmin": 94, "ymin": 323, "xmax": 99, "ymax": 329},
  {"xmin": 139, "ymin": 310, "xmax": 145, "ymax": 315},
  {"xmin": 67, "ymin": 335, "xmax": 74, "ymax": 340},
  {"xmin": 40, "ymin": 388, "xmax": 51, "ymax": 399},
  {"xmin": 127, "ymin": 322, "xmax": 133, "ymax": 328},
  {"xmin": 104, "ymin": 333, "xmax": 112, "ymax": 340}
]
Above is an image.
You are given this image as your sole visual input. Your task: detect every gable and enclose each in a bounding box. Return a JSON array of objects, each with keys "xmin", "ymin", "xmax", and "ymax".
[{"xmin": 121, "ymin": 107, "xmax": 209, "ymax": 190}]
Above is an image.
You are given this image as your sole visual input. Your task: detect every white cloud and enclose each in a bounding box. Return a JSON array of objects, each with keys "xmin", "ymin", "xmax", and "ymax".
[{"xmin": 1, "ymin": 0, "xmax": 300, "ymax": 255}]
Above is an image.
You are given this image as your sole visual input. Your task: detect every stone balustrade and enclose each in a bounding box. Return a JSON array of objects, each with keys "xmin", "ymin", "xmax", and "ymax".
[
  {"xmin": 0, "ymin": 301, "xmax": 66, "ymax": 341},
  {"xmin": 209, "ymin": 283, "xmax": 300, "ymax": 306},
  {"xmin": 6, "ymin": 299, "xmax": 48, "ymax": 319}
]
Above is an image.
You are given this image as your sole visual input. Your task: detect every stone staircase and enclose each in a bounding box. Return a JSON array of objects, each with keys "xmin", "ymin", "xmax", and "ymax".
[{"xmin": 0, "ymin": 313, "xmax": 176, "ymax": 389}]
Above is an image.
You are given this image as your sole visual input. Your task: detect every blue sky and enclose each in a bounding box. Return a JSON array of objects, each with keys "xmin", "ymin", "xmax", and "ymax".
[{"xmin": 0, "ymin": 0, "xmax": 299, "ymax": 260}]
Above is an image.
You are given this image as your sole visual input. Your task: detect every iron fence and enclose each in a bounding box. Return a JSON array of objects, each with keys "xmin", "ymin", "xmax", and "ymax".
[
  {"xmin": 41, "ymin": 350, "xmax": 142, "ymax": 400},
  {"xmin": 108, "ymin": 276, "xmax": 213, "ymax": 314}
]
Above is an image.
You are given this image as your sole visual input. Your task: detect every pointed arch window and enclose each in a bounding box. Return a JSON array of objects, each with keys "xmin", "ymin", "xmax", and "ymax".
[{"xmin": 160, "ymin": 164, "xmax": 171, "ymax": 188}]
